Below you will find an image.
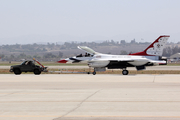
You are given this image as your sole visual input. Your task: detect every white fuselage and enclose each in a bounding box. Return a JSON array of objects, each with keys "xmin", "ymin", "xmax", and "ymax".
[{"xmin": 66, "ymin": 53, "xmax": 161, "ymax": 68}]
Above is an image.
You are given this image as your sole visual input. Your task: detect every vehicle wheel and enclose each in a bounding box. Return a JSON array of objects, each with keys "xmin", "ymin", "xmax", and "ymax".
[
  {"xmin": 14, "ymin": 69, "xmax": 22, "ymax": 75},
  {"xmin": 122, "ymin": 70, "xmax": 129, "ymax": 75},
  {"xmin": 93, "ymin": 71, "xmax": 96, "ymax": 75},
  {"xmin": 87, "ymin": 72, "xmax": 90, "ymax": 74},
  {"xmin": 34, "ymin": 69, "xmax": 41, "ymax": 75}
]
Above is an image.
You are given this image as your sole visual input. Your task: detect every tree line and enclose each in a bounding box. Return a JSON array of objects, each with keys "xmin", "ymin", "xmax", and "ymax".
[
  {"xmin": 0, "ymin": 52, "xmax": 63, "ymax": 61},
  {"xmin": 0, "ymin": 41, "xmax": 180, "ymax": 61}
]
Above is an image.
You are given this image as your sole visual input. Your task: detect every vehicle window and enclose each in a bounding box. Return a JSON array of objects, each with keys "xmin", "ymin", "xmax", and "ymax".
[
  {"xmin": 27, "ymin": 61, "xmax": 35, "ymax": 65},
  {"xmin": 27, "ymin": 61, "xmax": 31, "ymax": 65},
  {"xmin": 21, "ymin": 61, "xmax": 27, "ymax": 65}
]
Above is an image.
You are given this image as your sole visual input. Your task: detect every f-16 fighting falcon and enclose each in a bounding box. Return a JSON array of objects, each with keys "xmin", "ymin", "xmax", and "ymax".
[{"xmin": 58, "ymin": 35, "xmax": 170, "ymax": 75}]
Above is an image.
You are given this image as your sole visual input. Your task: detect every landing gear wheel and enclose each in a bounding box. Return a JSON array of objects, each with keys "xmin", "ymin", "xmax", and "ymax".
[
  {"xmin": 87, "ymin": 67, "xmax": 91, "ymax": 75},
  {"xmin": 122, "ymin": 70, "xmax": 129, "ymax": 75},
  {"xmin": 93, "ymin": 71, "xmax": 96, "ymax": 75}
]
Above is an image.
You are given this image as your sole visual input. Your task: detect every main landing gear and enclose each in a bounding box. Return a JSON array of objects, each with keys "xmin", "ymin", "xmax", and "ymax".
[
  {"xmin": 122, "ymin": 69, "xmax": 129, "ymax": 75},
  {"xmin": 87, "ymin": 67, "xmax": 129, "ymax": 75},
  {"xmin": 87, "ymin": 67, "xmax": 96, "ymax": 75},
  {"xmin": 87, "ymin": 71, "xmax": 96, "ymax": 75}
]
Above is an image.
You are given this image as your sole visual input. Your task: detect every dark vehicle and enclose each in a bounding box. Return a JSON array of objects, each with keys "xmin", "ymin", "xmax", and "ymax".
[{"xmin": 10, "ymin": 60, "xmax": 47, "ymax": 75}]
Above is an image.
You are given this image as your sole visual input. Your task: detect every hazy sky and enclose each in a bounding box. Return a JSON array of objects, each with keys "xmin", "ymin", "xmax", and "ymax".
[{"xmin": 0, "ymin": 0, "xmax": 180, "ymax": 44}]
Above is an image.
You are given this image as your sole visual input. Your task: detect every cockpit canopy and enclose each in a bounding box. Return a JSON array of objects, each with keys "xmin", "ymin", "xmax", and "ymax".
[
  {"xmin": 77, "ymin": 46, "xmax": 97, "ymax": 55},
  {"xmin": 76, "ymin": 53, "xmax": 93, "ymax": 57},
  {"xmin": 76, "ymin": 46, "xmax": 98, "ymax": 57}
]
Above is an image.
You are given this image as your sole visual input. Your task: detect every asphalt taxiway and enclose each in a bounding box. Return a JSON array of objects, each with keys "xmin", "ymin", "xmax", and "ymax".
[{"xmin": 0, "ymin": 74, "xmax": 180, "ymax": 120}]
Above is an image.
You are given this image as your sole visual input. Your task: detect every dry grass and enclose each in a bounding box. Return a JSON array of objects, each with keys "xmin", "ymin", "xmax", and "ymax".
[
  {"xmin": 0, "ymin": 61, "xmax": 86, "ymax": 66},
  {"xmin": 0, "ymin": 69, "xmax": 11, "ymax": 74},
  {"xmin": 1, "ymin": 61, "xmax": 180, "ymax": 66},
  {"xmin": 48, "ymin": 69, "xmax": 180, "ymax": 75},
  {"xmin": 1, "ymin": 68, "xmax": 180, "ymax": 75}
]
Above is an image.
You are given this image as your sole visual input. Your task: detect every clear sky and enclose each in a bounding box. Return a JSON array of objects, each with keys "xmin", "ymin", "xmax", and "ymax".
[{"xmin": 0, "ymin": 0, "xmax": 180, "ymax": 44}]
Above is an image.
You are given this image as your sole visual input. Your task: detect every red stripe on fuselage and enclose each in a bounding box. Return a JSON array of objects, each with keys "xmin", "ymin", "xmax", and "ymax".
[{"xmin": 57, "ymin": 59, "xmax": 67, "ymax": 63}]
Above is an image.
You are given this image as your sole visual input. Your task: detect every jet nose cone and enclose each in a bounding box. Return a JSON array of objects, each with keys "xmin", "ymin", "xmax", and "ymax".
[{"xmin": 57, "ymin": 59, "xmax": 68, "ymax": 63}]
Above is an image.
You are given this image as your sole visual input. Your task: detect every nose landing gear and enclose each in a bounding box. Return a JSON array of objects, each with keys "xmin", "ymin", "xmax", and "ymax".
[{"xmin": 92, "ymin": 71, "xmax": 96, "ymax": 75}]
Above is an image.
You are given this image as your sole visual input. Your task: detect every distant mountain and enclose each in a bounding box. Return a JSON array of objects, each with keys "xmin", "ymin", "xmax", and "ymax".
[
  {"xmin": 0, "ymin": 34, "xmax": 79, "ymax": 45},
  {"xmin": 0, "ymin": 32, "xmax": 179, "ymax": 45}
]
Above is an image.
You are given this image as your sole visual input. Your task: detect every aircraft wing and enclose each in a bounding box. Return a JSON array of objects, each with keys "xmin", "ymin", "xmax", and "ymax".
[
  {"xmin": 101, "ymin": 58, "xmax": 165, "ymax": 63},
  {"xmin": 108, "ymin": 58, "xmax": 166, "ymax": 65},
  {"xmin": 78, "ymin": 46, "xmax": 98, "ymax": 55},
  {"xmin": 88, "ymin": 57, "xmax": 160, "ymax": 65},
  {"xmin": 90, "ymin": 55, "xmax": 167, "ymax": 63}
]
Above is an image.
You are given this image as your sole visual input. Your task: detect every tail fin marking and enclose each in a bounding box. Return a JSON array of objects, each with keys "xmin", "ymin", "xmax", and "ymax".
[{"xmin": 130, "ymin": 35, "xmax": 170, "ymax": 56}]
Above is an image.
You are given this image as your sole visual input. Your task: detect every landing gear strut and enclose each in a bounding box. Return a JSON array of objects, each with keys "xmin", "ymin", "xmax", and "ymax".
[
  {"xmin": 87, "ymin": 67, "xmax": 96, "ymax": 75},
  {"xmin": 92, "ymin": 67, "xmax": 97, "ymax": 75},
  {"xmin": 87, "ymin": 66, "xmax": 91, "ymax": 74},
  {"xmin": 122, "ymin": 70, "xmax": 129, "ymax": 75}
]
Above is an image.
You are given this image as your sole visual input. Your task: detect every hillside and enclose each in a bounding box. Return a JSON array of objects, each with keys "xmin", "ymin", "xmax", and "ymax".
[{"xmin": 0, "ymin": 41, "xmax": 179, "ymax": 62}]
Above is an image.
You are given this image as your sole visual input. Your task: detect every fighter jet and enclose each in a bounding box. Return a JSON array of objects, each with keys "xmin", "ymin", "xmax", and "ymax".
[{"xmin": 58, "ymin": 35, "xmax": 170, "ymax": 75}]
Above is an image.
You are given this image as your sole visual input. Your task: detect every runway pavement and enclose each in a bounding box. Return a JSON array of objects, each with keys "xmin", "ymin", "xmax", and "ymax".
[{"xmin": 0, "ymin": 74, "xmax": 180, "ymax": 120}]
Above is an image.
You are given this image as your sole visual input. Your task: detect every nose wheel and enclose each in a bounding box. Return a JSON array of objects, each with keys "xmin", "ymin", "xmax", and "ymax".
[
  {"xmin": 93, "ymin": 71, "xmax": 96, "ymax": 75},
  {"xmin": 122, "ymin": 70, "xmax": 129, "ymax": 75}
]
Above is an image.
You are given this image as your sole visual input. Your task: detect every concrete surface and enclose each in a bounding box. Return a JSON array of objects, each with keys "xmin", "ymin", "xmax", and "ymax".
[{"xmin": 0, "ymin": 74, "xmax": 180, "ymax": 120}]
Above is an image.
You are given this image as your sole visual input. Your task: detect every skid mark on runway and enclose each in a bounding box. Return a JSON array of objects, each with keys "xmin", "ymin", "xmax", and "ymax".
[{"xmin": 53, "ymin": 89, "xmax": 101, "ymax": 120}]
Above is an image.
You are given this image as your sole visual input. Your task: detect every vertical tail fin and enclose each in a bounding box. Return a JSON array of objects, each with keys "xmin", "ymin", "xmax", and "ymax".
[{"xmin": 130, "ymin": 35, "xmax": 170, "ymax": 56}]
